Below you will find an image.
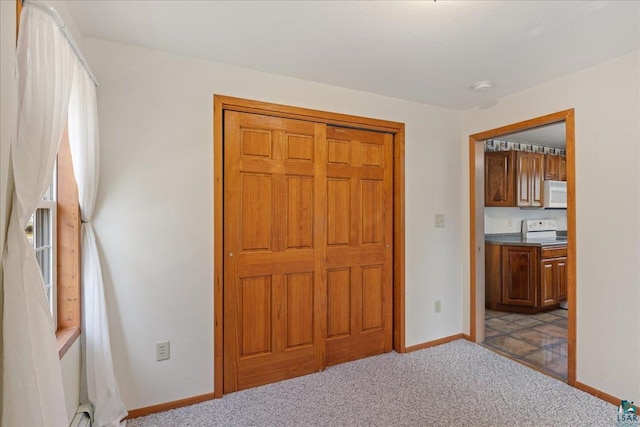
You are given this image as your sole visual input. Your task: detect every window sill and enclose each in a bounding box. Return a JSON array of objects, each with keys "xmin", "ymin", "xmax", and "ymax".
[{"xmin": 56, "ymin": 327, "xmax": 80, "ymax": 359}]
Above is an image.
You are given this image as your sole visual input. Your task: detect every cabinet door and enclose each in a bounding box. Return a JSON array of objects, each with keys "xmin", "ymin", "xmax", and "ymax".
[
  {"xmin": 485, "ymin": 243, "xmax": 502, "ymax": 310},
  {"xmin": 556, "ymin": 257, "xmax": 567, "ymax": 301},
  {"xmin": 530, "ymin": 153, "xmax": 544, "ymax": 207},
  {"xmin": 516, "ymin": 152, "xmax": 532, "ymax": 207},
  {"xmin": 540, "ymin": 259, "xmax": 557, "ymax": 306},
  {"xmin": 516, "ymin": 152, "xmax": 544, "ymax": 207},
  {"xmin": 485, "ymin": 151, "xmax": 515, "ymax": 207},
  {"xmin": 544, "ymin": 155, "xmax": 560, "ymax": 180},
  {"xmin": 560, "ymin": 157, "xmax": 567, "ymax": 181},
  {"xmin": 502, "ymin": 246, "xmax": 537, "ymax": 306}
]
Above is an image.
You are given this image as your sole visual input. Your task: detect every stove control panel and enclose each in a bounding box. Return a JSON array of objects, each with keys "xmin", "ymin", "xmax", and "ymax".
[{"xmin": 522, "ymin": 219, "xmax": 558, "ymax": 233}]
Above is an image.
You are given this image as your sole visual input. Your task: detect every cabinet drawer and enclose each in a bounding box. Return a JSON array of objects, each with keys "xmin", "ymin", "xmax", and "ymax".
[{"xmin": 540, "ymin": 246, "xmax": 567, "ymax": 258}]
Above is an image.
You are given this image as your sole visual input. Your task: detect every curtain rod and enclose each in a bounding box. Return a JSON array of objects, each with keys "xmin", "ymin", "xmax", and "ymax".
[{"xmin": 22, "ymin": 0, "xmax": 99, "ymax": 87}]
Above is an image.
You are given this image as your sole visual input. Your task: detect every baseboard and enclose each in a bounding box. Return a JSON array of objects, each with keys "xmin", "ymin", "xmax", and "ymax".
[
  {"xmin": 405, "ymin": 333, "xmax": 464, "ymax": 352},
  {"xmin": 574, "ymin": 381, "xmax": 638, "ymax": 412},
  {"xmin": 127, "ymin": 392, "xmax": 216, "ymax": 419},
  {"xmin": 462, "ymin": 334, "xmax": 472, "ymax": 342}
]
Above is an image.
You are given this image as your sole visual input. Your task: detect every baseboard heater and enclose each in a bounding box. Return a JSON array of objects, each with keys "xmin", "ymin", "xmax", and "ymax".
[{"xmin": 69, "ymin": 404, "xmax": 93, "ymax": 427}]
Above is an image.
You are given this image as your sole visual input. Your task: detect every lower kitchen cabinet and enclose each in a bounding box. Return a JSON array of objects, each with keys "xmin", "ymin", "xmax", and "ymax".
[
  {"xmin": 540, "ymin": 257, "xmax": 567, "ymax": 307},
  {"xmin": 502, "ymin": 246, "xmax": 537, "ymax": 307},
  {"xmin": 486, "ymin": 242, "xmax": 567, "ymax": 313}
]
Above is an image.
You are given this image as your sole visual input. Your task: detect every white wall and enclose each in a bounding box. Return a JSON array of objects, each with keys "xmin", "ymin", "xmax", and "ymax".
[
  {"xmin": 61, "ymin": 339, "xmax": 81, "ymax": 423},
  {"xmin": 485, "ymin": 207, "xmax": 567, "ymax": 234},
  {"xmin": 83, "ymin": 37, "xmax": 463, "ymax": 410},
  {"xmin": 463, "ymin": 52, "xmax": 640, "ymax": 401}
]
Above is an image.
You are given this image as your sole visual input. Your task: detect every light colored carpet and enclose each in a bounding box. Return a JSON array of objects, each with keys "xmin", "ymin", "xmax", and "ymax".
[{"xmin": 127, "ymin": 339, "xmax": 616, "ymax": 426}]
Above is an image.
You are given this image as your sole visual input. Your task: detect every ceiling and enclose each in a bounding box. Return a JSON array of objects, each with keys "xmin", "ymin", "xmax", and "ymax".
[{"xmin": 64, "ymin": 1, "xmax": 640, "ymax": 111}]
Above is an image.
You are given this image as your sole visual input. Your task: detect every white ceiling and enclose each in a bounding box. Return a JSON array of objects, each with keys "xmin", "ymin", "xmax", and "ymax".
[{"xmin": 64, "ymin": 0, "xmax": 640, "ymax": 111}]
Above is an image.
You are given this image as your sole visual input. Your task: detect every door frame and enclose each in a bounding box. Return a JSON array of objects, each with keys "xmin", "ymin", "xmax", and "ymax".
[
  {"xmin": 468, "ymin": 109, "xmax": 576, "ymax": 385},
  {"xmin": 213, "ymin": 95, "xmax": 406, "ymax": 397}
]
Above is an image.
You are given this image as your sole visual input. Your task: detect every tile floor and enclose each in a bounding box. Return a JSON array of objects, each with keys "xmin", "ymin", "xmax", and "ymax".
[{"xmin": 482, "ymin": 308, "xmax": 568, "ymax": 381}]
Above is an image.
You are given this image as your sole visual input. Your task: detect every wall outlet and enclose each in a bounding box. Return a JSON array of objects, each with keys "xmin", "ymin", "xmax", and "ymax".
[
  {"xmin": 156, "ymin": 341, "xmax": 170, "ymax": 361},
  {"xmin": 435, "ymin": 300, "xmax": 442, "ymax": 313},
  {"xmin": 435, "ymin": 214, "xmax": 445, "ymax": 228}
]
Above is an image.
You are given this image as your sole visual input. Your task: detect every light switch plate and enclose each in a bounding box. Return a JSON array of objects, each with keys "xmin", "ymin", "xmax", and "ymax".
[
  {"xmin": 435, "ymin": 300, "xmax": 442, "ymax": 313},
  {"xmin": 435, "ymin": 214, "xmax": 445, "ymax": 228}
]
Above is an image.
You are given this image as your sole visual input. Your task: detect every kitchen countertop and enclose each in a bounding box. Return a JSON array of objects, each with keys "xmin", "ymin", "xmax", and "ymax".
[{"xmin": 485, "ymin": 233, "xmax": 568, "ymax": 247}]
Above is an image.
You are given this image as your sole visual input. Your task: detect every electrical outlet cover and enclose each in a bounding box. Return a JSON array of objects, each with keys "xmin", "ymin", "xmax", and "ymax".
[{"xmin": 156, "ymin": 341, "xmax": 170, "ymax": 361}]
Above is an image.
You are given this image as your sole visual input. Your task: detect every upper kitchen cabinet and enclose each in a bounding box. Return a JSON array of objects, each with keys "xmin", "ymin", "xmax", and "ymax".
[
  {"xmin": 544, "ymin": 154, "xmax": 567, "ymax": 181},
  {"xmin": 485, "ymin": 151, "xmax": 544, "ymax": 207},
  {"xmin": 544, "ymin": 154, "xmax": 560, "ymax": 180},
  {"xmin": 485, "ymin": 151, "xmax": 515, "ymax": 207},
  {"xmin": 516, "ymin": 151, "xmax": 544, "ymax": 207}
]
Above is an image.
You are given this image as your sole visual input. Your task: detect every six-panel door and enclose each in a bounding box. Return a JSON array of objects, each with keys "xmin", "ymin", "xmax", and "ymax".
[
  {"xmin": 223, "ymin": 112, "xmax": 326, "ymax": 392},
  {"xmin": 324, "ymin": 127, "xmax": 393, "ymax": 366},
  {"xmin": 224, "ymin": 112, "xmax": 393, "ymax": 392}
]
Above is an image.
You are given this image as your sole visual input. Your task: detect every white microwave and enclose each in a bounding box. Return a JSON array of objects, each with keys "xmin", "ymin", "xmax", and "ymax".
[{"xmin": 543, "ymin": 180, "xmax": 567, "ymax": 209}]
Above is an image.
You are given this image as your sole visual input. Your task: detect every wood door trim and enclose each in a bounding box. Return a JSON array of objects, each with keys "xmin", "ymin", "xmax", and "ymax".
[
  {"xmin": 213, "ymin": 95, "xmax": 406, "ymax": 397},
  {"xmin": 468, "ymin": 109, "xmax": 576, "ymax": 385},
  {"xmin": 214, "ymin": 95, "xmax": 404, "ymax": 133}
]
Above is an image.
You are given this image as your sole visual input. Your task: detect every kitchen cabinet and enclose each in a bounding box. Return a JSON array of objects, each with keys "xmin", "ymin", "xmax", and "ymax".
[
  {"xmin": 539, "ymin": 246, "xmax": 567, "ymax": 306},
  {"xmin": 516, "ymin": 152, "xmax": 544, "ymax": 207},
  {"xmin": 544, "ymin": 154, "xmax": 567, "ymax": 182},
  {"xmin": 501, "ymin": 245, "xmax": 537, "ymax": 307},
  {"xmin": 484, "ymin": 151, "xmax": 544, "ymax": 207},
  {"xmin": 484, "ymin": 151, "xmax": 515, "ymax": 207},
  {"xmin": 544, "ymin": 154, "xmax": 560, "ymax": 180},
  {"xmin": 485, "ymin": 242, "xmax": 567, "ymax": 312}
]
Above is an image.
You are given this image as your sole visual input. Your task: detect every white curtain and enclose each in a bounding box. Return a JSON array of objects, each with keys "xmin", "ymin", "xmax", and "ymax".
[
  {"xmin": 68, "ymin": 61, "xmax": 128, "ymax": 427},
  {"xmin": 2, "ymin": 5, "xmax": 75, "ymax": 426}
]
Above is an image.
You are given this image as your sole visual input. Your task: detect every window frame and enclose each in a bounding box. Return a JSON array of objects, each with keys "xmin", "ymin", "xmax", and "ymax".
[{"xmin": 55, "ymin": 126, "xmax": 81, "ymax": 358}]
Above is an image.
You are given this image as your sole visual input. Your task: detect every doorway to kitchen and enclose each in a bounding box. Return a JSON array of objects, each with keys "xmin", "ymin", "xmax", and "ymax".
[{"xmin": 468, "ymin": 110, "xmax": 576, "ymax": 385}]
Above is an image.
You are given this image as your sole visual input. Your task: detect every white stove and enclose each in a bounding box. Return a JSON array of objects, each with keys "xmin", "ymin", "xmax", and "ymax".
[{"xmin": 522, "ymin": 219, "xmax": 558, "ymax": 240}]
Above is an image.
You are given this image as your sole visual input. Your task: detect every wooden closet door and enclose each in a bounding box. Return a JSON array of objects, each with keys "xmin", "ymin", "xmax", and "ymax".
[
  {"xmin": 324, "ymin": 127, "xmax": 393, "ymax": 366},
  {"xmin": 223, "ymin": 112, "xmax": 326, "ymax": 392}
]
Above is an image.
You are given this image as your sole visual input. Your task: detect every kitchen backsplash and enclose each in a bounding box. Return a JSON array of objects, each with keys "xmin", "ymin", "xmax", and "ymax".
[
  {"xmin": 484, "ymin": 207, "xmax": 567, "ymax": 234},
  {"xmin": 485, "ymin": 139, "xmax": 566, "ymax": 157}
]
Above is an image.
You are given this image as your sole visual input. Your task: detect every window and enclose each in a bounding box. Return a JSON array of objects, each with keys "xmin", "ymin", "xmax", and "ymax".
[
  {"xmin": 23, "ymin": 128, "xmax": 81, "ymax": 358},
  {"xmin": 26, "ymin": 170, "xmax": 58, "ymax": 327}
]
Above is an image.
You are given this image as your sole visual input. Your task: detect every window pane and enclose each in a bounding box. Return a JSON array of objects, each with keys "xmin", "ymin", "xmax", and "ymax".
[
  {"xmin": 23, "ymin": 168, "xmax": 57, "ymax": 324},
  {"xmin": 35, "ymin": 208, "xmax": 50, "ymax": 247},
  {"xmin": 35, "ymin": 247, "xmax": 51, "ymax": 285},
  {"xmin": 42, "ymin": 166, "xmax": 56, "ymax": 201},
  {"xmin": 25, "ymin": 216, "xmax": 34, "ymax": 247},
  {"xmin": 43, "ymin": 282, "xmax": 53, "ymax": 314}
]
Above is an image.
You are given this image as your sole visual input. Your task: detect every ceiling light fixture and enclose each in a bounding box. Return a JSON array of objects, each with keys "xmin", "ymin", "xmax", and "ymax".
[{"xmin": 472, "ymin": 80, "xmax": 493, "ymax": 92}]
